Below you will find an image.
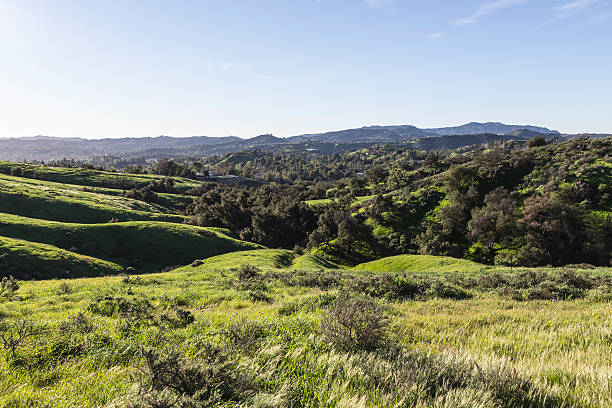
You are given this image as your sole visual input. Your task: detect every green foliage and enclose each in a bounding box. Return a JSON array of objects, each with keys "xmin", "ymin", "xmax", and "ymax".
[
  {"xmin": 0, "ymin": 318, "xmax": 37, "ymax": 360},
  {"xmin": 0, "ymin": 173, "xmax": 186, "ymax": 224},
  {"xmin": 0, "ymin": 261, "xmax": 610, "ymax": 406}
]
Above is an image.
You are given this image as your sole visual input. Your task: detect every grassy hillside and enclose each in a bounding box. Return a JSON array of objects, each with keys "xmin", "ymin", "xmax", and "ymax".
[
  {"xmin": 0, "ymin": 263, "xmax": 610, "ymax": 406},
  {"xmin": 179, "ymin": 249, "xmax": 296, "ymax": 271},
  {"xmin": 179, "ymin": 250, "xmax": 342, "ymax": 272},
  {"xmin": 0, "ymin": 213, "xmax": 262, "ymax": 274},
  {"xmin": 0, "ymin": 161, "xmax": 200, "ymax": 193},
  {"xmin": 0, "ymin": 174, "xmax": 185, "ymax": 223},
  {"xmin": 0, "ymin": 236, "xmax": 122, "ymax": 279},
  {"xmin": 293, "ymin": 253, "xmax": 342, "ymax": 269},
  {"xmin": 354, "ymin": 254, "xmax": 493, "ymax": 274}
]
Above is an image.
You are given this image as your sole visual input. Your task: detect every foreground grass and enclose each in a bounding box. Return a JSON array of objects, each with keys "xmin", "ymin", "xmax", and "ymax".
[{"xmin": 0, "ymin": 264, "xmax": 610, "ymax": 407}]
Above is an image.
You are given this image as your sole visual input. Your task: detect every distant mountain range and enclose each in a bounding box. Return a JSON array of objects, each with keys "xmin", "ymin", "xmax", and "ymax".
[
  {"xmin": 1, "ymin": 122, "xmax": 602, "ymax": 162},
  {"xmin": 289, "ymin": 122, "xmax": 560, "ymax": 143},
  {"xmin": 425, "ymin": 122, "xmax": 559, "ymax": 136}
]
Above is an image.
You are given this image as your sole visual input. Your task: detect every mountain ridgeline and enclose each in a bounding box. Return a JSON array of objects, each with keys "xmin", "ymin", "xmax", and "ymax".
[{"xmin": 0, "ymin": 122, "xmax": 565, "ymax": 162}]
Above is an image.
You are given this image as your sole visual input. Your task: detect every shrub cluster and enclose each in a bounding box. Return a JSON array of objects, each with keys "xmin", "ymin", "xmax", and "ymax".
[
  {"xmin": 126, "ymin": 343, "xmax": 254, "ymax": 407},
  {"xmin": 323, "ymin": 294, "xmax": 390, "ymax": 352},
  {"xmin": 472, "ymin": 269, "xmax": 605, "ymax": 300},
  {"xmin": 0, "ymin": 275, "xmax": 20, "ymax": 298}
]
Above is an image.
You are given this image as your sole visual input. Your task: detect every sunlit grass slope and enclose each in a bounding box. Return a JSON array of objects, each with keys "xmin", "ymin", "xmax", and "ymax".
[
  {"xmin": 0, "ymin": 236, "xmax": 122, "ymax": 279},
  {"xmin": 0, "ymin": 161, "xmax": 200, "ymax": 193},
  {"xmin": 0, "ymin": 171, "xmax": 194, "ymax": 211},
  {"xmin": 177, "ymin": 249, "xmax": 296, "ymax": 272},
  {"xmin": 178, "ymin": 250, "xmax": 342, "ymax": 272},
  {"xmin": 354, "ymin": 254, "xmax": 493, "ymax": 274},
  {"xmin": 0, "ymin": 213, "xmax": 262, "ymax": 274},
  {"xmin": 0, "ymin": 174, "xmax": 185, "ymax": 223},
  {"xmin": 292, "ymin": 253, "xmax": 342, "ymax": 269}
]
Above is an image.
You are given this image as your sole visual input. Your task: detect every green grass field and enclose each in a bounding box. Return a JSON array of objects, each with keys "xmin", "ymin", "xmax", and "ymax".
[
  {"xmin": 176, "ymin": 249, "xmax": 296, "ymax": 271},
  {"xmin": 0, "ymin": 262, "xmax": 610, "ymax": 407}
]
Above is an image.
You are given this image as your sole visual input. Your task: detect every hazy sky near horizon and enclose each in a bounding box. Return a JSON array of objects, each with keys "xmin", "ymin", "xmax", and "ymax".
[{"xmin": 0, "ymin": 0, "xmax": 611, "ymax": 139}]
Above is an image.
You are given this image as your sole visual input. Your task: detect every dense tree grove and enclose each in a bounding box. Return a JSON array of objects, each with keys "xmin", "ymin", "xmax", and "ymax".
[{"xmin": 182, "ymin": 137, "xmax": 612, "ymax": 267}]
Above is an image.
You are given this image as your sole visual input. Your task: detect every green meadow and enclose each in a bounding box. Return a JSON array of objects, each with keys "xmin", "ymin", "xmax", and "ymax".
[{"xmin": 1, "ymin": 258, "xmax": 611, "ymax": 407}]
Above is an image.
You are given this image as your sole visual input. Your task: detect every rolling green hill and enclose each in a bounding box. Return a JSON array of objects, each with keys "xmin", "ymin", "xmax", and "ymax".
[
  {"xmin": 0, "ymin": 161, "xmax": 200, "ymax": 193},
  {"xmin": 354, "ymin": 254, "xmax": 492, "ymax": 274},
  {"xmin": 0, "ymin": 213, "xmax": 262, "ymax": 274},
  {"xmin": 0, "ymin": 236, "xmax": 122, "ymax": 279},
  {"xmin": 0, "ymin": 173, "xmax": 186, "ymax": 223},
  {"xmin": 178, "ymin": 249, "xmax": 296, "ymax": 272}
]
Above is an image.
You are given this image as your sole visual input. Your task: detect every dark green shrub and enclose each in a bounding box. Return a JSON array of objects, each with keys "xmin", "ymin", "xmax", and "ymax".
[
  {"xmin": 0, "ymin": 318, "xmax": 38, "ymax": 360},
  {"xmin": 526, "ymin": 281, "xmax": 583, "ymax": 300},
  {"xmin": 10, "ymin": 167, "xmax": 23, "ymax": 177},
  {"xmin": 555, "ymin": 269, "xmax": 593, "ymax": 290},
  {"xmin": 158, "ymin": 307, "xmax": 195, "ymax": 328},
  {"xmin": 58, "ymin": 312, "xmax": 94, "ymax": 334},
  {"xmin": 426, "ymin": 281, "xmax": 473, "ymax": 300},
  {"xmin": 122, "ymin": 275, "xmax": 144, "ymax": 285},
  {"xmin": 323, "ymin": 294, "xmax": 390, "ymax": 352},
  {"xmin": 246, "ymin": 289, "xmax": 272, "ymax": 303},
  {"xmin": 56, "ymin": 282, "xmax": 73, "ymax": 296},
  {"xmin": 127, "ymin": 344, "xmax": 253, "ymax": 407},
  {"xmin": 0, "ymin": 275, "xmax": 19, "ymax": 298},
  {"xmin": 237, "ymin": 264, "xmax": 259, "ymax": 281},
  {"xmin": 223, "ymin": 319, "xmax": 268, "ymax": 351},
  {"xmin": 348, "ymin": 274, "xmax": 425, "ymax": 300},
  {"xmin": 88, "ymin": 293, "xmax": 153, "ymax": 322}
]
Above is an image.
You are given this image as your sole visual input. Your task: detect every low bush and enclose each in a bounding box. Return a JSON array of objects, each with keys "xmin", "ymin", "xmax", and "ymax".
[
  {"xmin": 58, "ymin": 312, "xmax": 94, "ymax": 334},
  {"xmin": 223, "ymin": 319, "xmax": 269, "ymax": 352},
  {"xmin": 56, "ymin": 282, "xmax": 73, "ymax": 296},
  {"xmin": 126, "ymin": 343, "xmax": 253, "ymax": 407},
  {"xmin": 0, "ymin": 317, "xmax": 38, "ymax": 360},
  {"xmin": 426, "ymin": 281, "xmax": 473, "ymax": 300},
  {"xmin": 237, "ymin": 264, "xmax": 260, "ymax": 281},
  {"xmin": 158, "ymin": 307, "xmax": 195, "ymax": 329},
  {"xmin": 323, "ymin": 294, "xmax": 390, "ymax": 352},
  {"xmin": 0, "ymin": 275, "xmax": 19, "ymax": 298},
  {"xmin": 88, "ymin": 293, "xmax": 154, "ymax": 323}
]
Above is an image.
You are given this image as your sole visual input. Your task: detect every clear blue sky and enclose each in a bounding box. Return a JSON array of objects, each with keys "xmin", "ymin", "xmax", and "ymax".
[{"xmin": 1, "ymin": 0, "xmax": 611, "ymax": 139}]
